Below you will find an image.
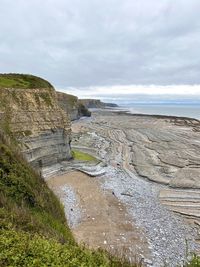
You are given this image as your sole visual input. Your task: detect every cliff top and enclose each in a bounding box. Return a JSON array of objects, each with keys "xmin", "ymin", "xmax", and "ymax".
[
  {"xmin": 57, "ymin": 91, "xmax": 78, "ymax": 106},
  {"xmin": 0, "ymin": 73, "xmax": 53, "ymax": 89},
  {"xmin": 79, "ymin": 98, "xmax": 118, "ymax": 108}
]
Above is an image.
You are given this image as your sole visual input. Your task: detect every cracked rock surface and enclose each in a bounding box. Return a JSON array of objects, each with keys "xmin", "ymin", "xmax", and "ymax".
[{"xmin": 70, "ymin": 110, "xmax": 200, "ymax": 266}]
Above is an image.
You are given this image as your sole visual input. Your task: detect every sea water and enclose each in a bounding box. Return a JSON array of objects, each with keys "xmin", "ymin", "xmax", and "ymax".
[
  {"xmin": 100, "ymin": 94, "xmax": 200, "ymax": 120},
  {"xmin": 119, "ymin": 103, "xmax": 200, "ymax": 120}
]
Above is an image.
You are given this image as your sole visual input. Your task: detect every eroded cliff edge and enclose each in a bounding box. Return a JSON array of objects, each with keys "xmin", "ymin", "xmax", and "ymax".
[
  {"xmin": 0, "ymin": 75, "xmax": 72, "ymax": 168},
  {"xmin": 57, "ymin": 91, "xmax": 91, "ymax": 121},
  {"xmin": 79, "ymin": 99, "xmax": 118, "ymax": 108}
]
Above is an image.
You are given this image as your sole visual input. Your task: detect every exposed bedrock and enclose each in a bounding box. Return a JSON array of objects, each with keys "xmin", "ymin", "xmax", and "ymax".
[
  {"xmin": 20, "ymin": 129, "xmax": 71, "ymax": 168},
  {"xmin": 0, "ymin": 86, "xmax": 72, "ymax": 168},
  {"xmin": 57, "ymin": 91, "xmax": 91, "ymax": 121},
  {"xmin": 79, "ymin": 99, "xmax": 118, "ymax": 108},
  {"xmin": 74, "ymin": 112, "xmax": 200, "ymax": 189},
  {"xmin": 71, "ymin": 111, "xmax": 200, "ymax": 265}
]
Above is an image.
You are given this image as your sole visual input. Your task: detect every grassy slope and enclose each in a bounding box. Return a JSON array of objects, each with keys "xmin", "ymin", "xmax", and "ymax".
[
  {"xmin": 0, "ymin": 74, "xmax": 53, "ymax": 89},
  {"xmin": 0, "ymin": 131, "xmax": 133, "ymax": 266}
]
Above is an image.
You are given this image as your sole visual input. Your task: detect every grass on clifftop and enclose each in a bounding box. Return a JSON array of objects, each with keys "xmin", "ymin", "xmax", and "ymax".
[
  {"xmin": 0, "ymin": 73, "xmax": 53, "ymax": 89},
  {"xmin": 72, "ymin": 149, "xmax": 97, "ymax": 162}
]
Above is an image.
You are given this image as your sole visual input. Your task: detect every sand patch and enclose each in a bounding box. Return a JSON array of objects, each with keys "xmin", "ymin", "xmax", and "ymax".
[{"xmin": 47, "ymin": 170, "xmax": 149, "ymax": 263}]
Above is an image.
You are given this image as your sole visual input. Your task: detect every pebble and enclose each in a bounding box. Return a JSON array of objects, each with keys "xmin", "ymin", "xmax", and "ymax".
[
  {"xmin": 101, "ymin": 165, "xmax": 200, "ymax": 267},
  {"xmin": 144, "ymin": 259, "xmax": 153, "ymax": 265},
  {"xmin": 67, "ymin": 121, "xmax": 200, "ymax": 267},
  {"xmin": 60, "ymin": 185, "xmax": 82, "ymax": 228}
]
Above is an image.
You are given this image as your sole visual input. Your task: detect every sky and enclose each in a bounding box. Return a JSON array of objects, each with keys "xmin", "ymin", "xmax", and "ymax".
[{"xmin": 0, "ymin": 0, "xmax": 200, "ymax": 97}]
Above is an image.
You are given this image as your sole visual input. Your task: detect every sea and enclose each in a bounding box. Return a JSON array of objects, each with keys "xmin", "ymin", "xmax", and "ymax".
[
  {"xmin": 119, "ymin": 103, "xmax": 200, "ymax": 120},
  {"xmin": 101, "ymin": 94, "xmax": 200, "ymax": 120}
]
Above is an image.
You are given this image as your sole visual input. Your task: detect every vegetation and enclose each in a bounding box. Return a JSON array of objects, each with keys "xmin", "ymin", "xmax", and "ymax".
[
  {"xmin": 185, "ymin": 255, "xmax": 200, "ymax": 267},
  {"xmin": 0, "ymin": 74, "xmax": 199, "ymax": 266},
  {"xmin": 0, "ymin": 229, "xmax": 136, "ymax": 267},
  {"xmin": 0, "ymin": 74, "xmax": 53, "ymax": 89},
  {"xmin": 0, "ymin": 131, "xmax": 133, "ymax": 266},
  {"xmin": 0, "ymin": 136, "xmax": 73, "ymax": 241},
  {"xmin": 57, "ymin": 92, "xmax": 78, "ymax": 109},
  {"xmin": 72, "ymin": 149, "xmax": 97, "ymax": 162},
  {"xmin": 57, "ymin": 92, "xmax": 91, "ymax": 118},
  {"xmin": 33, "ymin": 91, "xmax": 53, "ymax": 107}
]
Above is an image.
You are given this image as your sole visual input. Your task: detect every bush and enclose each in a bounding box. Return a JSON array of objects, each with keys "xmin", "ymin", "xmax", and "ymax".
[{"xmin": 0, "ymin": 134, "xmax": 135, "ymax": 266}]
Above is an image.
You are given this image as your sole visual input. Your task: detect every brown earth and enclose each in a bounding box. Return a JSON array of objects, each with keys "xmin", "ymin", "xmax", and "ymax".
[{"xmin": 47, "ymin": 171, "xmax": 150, "ymax": 263}]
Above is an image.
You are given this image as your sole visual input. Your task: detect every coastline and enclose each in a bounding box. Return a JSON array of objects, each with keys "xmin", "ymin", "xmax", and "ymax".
[
  {"xmin": 117, "ymin": 110, "xmax": 200, "ymax": 122},
  {"xmin": 90, "ymin": 105, "xmax": 200, "ymax": 121},
  {"xmin": 113, "ymin": 101, "xmax": 200, "ymax": 121},
  {"xmin": 47, "ymin": 109, "xmax": 200, "ymax": 267}
]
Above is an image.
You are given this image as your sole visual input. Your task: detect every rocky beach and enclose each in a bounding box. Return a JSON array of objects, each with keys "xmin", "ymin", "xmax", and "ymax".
[{"xmin": 47, "ymin": 109, "xmax": 200, "ymax": 267}]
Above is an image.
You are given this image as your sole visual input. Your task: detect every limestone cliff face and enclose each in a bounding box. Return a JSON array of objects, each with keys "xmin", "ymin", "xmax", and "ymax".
[
  {"xmin": 79, "ymin": 99, "xmax": 118, "ymax": 109},
  {"xmin": 0, "ymin": 87, "xmax": 72, "ymax": 168},
  {"xmin": 57, "ymin": 92, "xmax": 91, "ymax": 121}
]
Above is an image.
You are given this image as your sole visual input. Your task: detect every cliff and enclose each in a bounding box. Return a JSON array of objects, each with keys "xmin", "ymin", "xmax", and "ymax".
[
  {"xmin": 57, "ymin": 92, "xmax": 91, "ymax": 121},
  {"xmin": 0, "ymin": 74, "xmax": 72, "ymax": 168},
  {"xmin": 79, "ymin": 99, "xmax": 118, "ymax": 108},
  {"xmin": 0, "ymin": 127, "xmax": 132, "ymax": 267},
  {"xmin": 0, "ymin": 74, "xmax": 133, "ymax": 266}
]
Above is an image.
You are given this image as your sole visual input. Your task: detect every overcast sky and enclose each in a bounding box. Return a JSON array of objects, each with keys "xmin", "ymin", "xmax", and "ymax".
[{"xmin": 1, "ymin": 0, "xmax": 200, "ymax": 95}]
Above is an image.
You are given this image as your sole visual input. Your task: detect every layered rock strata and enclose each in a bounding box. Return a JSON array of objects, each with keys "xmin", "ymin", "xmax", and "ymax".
[
  {"xmin": 0, "ymin": 87, "xmax": 72, "ymax": 168},
  {"xmin": 79, "ymin": 99, "xmax": 118, "ymax": 109},
  {"xmin": 70, "ymin": 110, "xmax": 200, "ymax": 266},
  {"xmin": 57, "ymin": 92, "xmax": 91, "ymax": 121}
]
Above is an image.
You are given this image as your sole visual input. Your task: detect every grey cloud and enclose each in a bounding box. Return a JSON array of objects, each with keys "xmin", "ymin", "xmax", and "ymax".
[{"xmin": 0, "ymin": 0, "xmax": 200, "ymax": 89}]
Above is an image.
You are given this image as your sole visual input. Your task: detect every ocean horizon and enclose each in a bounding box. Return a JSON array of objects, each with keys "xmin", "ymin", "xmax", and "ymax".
[
  {"xmin": 117, "ymin": 103, "xmax": 200, "ymax": 120},
  {"xmin": 90, "ymin": 94, "xmax": 200, "ymax": 120}
]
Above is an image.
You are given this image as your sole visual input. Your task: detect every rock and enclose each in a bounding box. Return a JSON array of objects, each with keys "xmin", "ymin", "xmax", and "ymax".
[
  {"xmin": 57, "ymin": 92, "xmax": 91, "ymax": 121},
  {"xmin": 79, "ymin": 99, "xmax": 118, "ymax": 109},
  {"xmin": 121, "ymin": 190, "xmax": 134, "ymax": 197},
  {"xmin": 0, "ymin": 78, "xmax": 72, "ymax": 168},
  {"xmin": 160, "ymin": 188, "xmax": 200, "ymax": 222},
  {"xmin": 144, "ymin": 259, "xmax": 153, "ymax": 265},
  {"xmin": 72, "ymin": 110, "xmax": 200, "ymax": 267},
  {"xmin": 170, "ymin": 168, "xmax": 200, "ymax": 189}
]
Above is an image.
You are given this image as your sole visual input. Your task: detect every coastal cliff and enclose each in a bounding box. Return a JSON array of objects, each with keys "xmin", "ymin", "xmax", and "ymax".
[
  {"xmin": 79, "ymin": 99, "xmax": 118, "ymax": 109},
  {"xmin": 57, "ymin": 92, "xmax": 91, "ymax": 121},
  {"xmin": 0, "ymin": 73, "xmax": 134, "ymax": 267},
  {"xmin": 0, "ymin": 74, "xmax": 72, "ymax": 168}
]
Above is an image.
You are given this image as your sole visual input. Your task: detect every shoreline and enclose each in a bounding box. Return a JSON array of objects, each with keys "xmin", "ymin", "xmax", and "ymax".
[
  {"xmin": 93, "ymin": 106, "xmax": 200, "ymax": 122},
  {"xmin": 47, "ymin": 109, "xmax": 200, "ymax": 267},
  {"xmin": 116, "ymin": 110, "xmax": 200, "ymax": 122}
]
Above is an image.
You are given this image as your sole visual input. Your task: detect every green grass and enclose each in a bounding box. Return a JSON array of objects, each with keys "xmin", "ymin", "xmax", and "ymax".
[
  {"xmin": 0, "ymin": 74, "xmax": 53, "ymax": 89},
  {"xmin": 0, "ymin": 138, "xmax": 73, "ymax": 242},
  {"xmin": 0, "ymin": 229, "xmax": 134, "ymax": 267},
  {"xmin": 72, "ymin": 150, "xmax": 97, "ymax": 162},
  {"xmin": 184, "ymin": 255, "xmax": 200, "ymax": 267},
  {"xmin": 0, "ymin": 130, "xmax": 135, "ymax": 266},
  {"xmin": 0, "ymin": 76, "xmax": 199, "ymax": 266}
]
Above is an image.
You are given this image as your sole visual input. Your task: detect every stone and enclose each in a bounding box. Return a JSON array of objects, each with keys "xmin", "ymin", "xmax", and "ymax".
[
  {"xmin": 0, "ymin": 87, "xmax": 72, "ymax": 168},
  {"xmin": 57, "ymin": 91, "xmax": 91, "ymax": 121}
]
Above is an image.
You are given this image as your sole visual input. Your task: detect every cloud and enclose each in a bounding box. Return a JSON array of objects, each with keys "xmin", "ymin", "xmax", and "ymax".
[
  {"xmin": 0, "ymin": 0, "xmax": 200, "ymax": 92},
  {"xmin": 60, "ymin": 84, "xmax": 200, "ymax": 98}
]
